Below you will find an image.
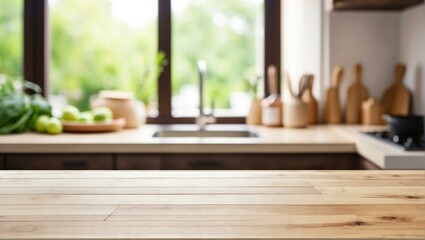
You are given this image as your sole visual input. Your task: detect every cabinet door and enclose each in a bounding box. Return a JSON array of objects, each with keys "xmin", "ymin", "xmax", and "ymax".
[
  {"xmin": 0, "ymin": 155, "xmax": 4, "ymax": 170},
  {"xmin": 243, "ymin": 154, "xmax": 359, "ymax": 170},
  {"xmin": 161, "ymin": 154, "xmax": 244, "ymax": 170},
  {"xmin": 6, "ymin": 154, "xmax": 113, "ymax": 170},
  {"xmin": 161, "ymin": 154, "xmax": 359, "ymax": 170},
  {"xmin": 116, "ymin": 154, "xmax": 161, "ymax": 170}
]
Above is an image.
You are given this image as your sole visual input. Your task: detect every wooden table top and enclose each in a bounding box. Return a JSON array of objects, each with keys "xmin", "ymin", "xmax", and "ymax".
[{"xmin": 0, "ymin": 170, "xmax": 424, "ymax": 239}]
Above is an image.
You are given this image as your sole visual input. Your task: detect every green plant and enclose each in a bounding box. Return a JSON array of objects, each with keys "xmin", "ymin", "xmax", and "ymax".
[
  {"xmin": 132, "ymin": 51, "xmax": 167, "ymax": 104},
  {"xmin": 0, "ymin": 78, "xmax": 52, "ymax": 134},
  {"xmin": 244, "ymin": 75, "xmax": 261, "ymax": 98}
]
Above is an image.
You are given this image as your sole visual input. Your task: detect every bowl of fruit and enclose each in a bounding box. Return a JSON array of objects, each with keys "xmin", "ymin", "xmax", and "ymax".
[{"xmin": 60, "ymin": 105, "xmax": 126, "ymax": 133}]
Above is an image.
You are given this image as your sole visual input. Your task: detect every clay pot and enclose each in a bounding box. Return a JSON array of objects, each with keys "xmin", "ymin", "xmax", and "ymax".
[
  {"xmin": 283, "ymin": 97, "xmax": 308, "ymax": 128},
  {"xmin": 282, "ymin": 73, "xmax": 308, "ymax": 128},
  {"xmin": 91, "ymin": 91, "xmax": 146, "ymax": 129}
]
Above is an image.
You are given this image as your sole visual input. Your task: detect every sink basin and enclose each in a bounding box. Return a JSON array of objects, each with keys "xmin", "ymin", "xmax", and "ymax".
[{"xmin": 153, "ymin": 130, "xmax": 259, "ymax": 138}]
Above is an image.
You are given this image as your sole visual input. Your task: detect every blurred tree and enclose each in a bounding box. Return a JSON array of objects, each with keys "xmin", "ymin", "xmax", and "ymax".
[
  {"xmin": 0, "ymin": 0, "xmax": 23, "ymax": 79},
  {"xmin": 172, "ymin": 0, "xmax": 260, "ymax": 109},
  {"xmin": 49, "ymin": 0, "xmax": 157, "ymax": 110},
  {"xmin": 0, "ymin": 0, "xmax": 261, "ymax": 112}
]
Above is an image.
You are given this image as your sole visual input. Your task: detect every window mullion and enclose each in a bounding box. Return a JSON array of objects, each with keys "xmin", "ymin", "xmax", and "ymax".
[
  {"xmin": 157, "ymin": 0, "xmax": 172, "ymax": 120},
  {"xmin": 24, "ymin": 0, "xmax": 49, "ymax": 96},
  {"xmin": 264, "ymin": 0, "xmax": 281, "ymax": 96}
]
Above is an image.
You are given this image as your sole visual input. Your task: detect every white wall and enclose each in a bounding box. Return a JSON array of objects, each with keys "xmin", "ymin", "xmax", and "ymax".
[
  {"xmin": 286, "ymin": 3, "xmax": 425, "ymax": 116},
  {"xmin": 282, "ymin": 0, "xmax": 322, "ymax": 99},
  {"xmin": 328, "ymin": 12, "xmax": 400, "ymax": 108},
  {"xmin": 400, "ymin": 5, "xmax": 425, "ymax": 115}
]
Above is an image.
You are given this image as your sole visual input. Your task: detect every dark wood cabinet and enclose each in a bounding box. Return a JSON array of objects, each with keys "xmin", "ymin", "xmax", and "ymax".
[
  {"xmin": 116, "ymin": 154, "xmax": 161, "ymax": 170},
  {"xmin": 0, "ymin": 155, "xmax": 4, "ymax": 170},
  {"xmin": 334, "ymin": 0, "xmax": 423, "ymax": 11},
  {"xmin": 162, "ymin": 154, "xmax": 243, "ymax": 170},
  {"xmin": 6, "ymin": 154, "xmax": 113, "ymax": 170},
  {"xmin": 161, "ymin": 154, "xmax": 360, "ymax": 170},
  {"xmin": 4, "ymin": 153, "xmax": 379, "ymax": 170}
]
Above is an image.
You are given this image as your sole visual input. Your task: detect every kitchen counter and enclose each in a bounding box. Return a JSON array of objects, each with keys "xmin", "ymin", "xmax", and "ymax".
[
  {"xmin": 0, "ymin": 124, "xmax": 423, "ymax": 169},
  {"xmin": 0, "ymin": 170, "xmax": 423, "ymax": 239}
]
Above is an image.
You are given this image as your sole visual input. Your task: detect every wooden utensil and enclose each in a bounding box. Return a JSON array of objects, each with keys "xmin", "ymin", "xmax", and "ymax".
[
  {"xmin": 261, "ymin": 65, "xmax": 283, "ymax": 127},
  {"xmin": 297, "ymin": 75, "xmax": 308, "ymax": 98},
  {"xmin": 361, "ymin": 98, "xmax": 384, "ymax": 125},
  {"xmin": 324, "ymin": 66, "xmax": 344, "ymax": 124},
  {"xmin": 246, "ymin": 98, "xmax": 262, "ymax": 125},
  {"xmin": 381, "ymin": 64, "xmax": 411, "ymax": 116},
  {"xmin": 283, "ymin": 73, "xmax": 308, "ymax": 128},
  {"xmin": 345, "ymin": 64, "xmax": 369, "ymax": 124},
  {"xmin": 300, "ymin": 75, "xmax": 318, "ymax": 124},
  {"xmin": 246, "ymin": 76, "xmax": 262, "ymax": 125}
]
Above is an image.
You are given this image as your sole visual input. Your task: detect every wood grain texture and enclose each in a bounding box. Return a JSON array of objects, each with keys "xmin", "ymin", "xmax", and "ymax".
[{"xmin": 0, "ymin": 170, "xmax": 423, "ymax": 239}]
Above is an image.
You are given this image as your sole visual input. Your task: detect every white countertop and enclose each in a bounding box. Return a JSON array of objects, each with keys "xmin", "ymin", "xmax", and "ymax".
[{"xmin": 0, "ymin": 124, "xmax": 424, "ymax": 170}]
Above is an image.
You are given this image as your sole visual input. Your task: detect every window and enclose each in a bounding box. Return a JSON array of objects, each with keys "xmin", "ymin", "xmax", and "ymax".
[
  {"xmin": 171, "ymin": 0, "xmax": 264, "ymax": 117},
  {"xmin": 0, "ymin": 0, "xmax": 23, "ymax": 80},
  {"xmin": 49, "ymin": 0, "xmax": 158, "ymax": 115},
  {"xmin": 21, "ymin": 0, "xmax": 280, "ymax": 123}
]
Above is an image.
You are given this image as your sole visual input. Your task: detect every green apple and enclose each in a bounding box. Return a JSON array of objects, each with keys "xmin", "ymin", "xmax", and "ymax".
[
  {"xmin": 93, "ymin": 107, "xmax": 113, "ymax": 122},
  {"xmin": 62, "ymin": 105, "xmax": 80, "ymax": 121},
  {"xmin": 46, "ymin": 118, "xmax": 63, "ymax": 135},
  {"xmin": 35, "ymin": 115, "xmax": 50, "ymax": 133},
  {"xmin": 78, "ymin": 111, "xmax": 94, "ymax": 123}
]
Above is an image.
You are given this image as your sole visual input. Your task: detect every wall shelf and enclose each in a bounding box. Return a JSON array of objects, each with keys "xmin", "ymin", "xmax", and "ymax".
[{"xmin": 334, "ymin": 0, "xmax": 424, "ymax": 11}]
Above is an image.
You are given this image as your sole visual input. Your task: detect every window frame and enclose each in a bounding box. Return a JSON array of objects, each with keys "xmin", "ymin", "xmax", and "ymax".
[{"xmin": 24, "ymin": 0, "xmax": 280, "ymax": 124}]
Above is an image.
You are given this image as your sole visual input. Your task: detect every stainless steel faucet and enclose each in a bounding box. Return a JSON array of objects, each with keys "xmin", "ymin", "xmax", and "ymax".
[{"xmin": 196, "ymin": 60, "xmax": 216, "ymax": 130}]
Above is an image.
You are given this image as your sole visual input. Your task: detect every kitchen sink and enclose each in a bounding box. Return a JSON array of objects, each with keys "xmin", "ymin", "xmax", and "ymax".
[
  {"xmin": 152, "ymin": 125, "xmax": 259, "ymax": 138},
  {"xmin": 153, "ymin": 130, "xmax": 258, "ymax": 138}
]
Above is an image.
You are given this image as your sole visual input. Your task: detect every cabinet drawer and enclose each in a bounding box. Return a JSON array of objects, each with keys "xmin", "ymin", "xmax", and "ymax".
[
  {"xmin": 116, "ymin": 154, "xmax": 161, "ymax": 170},
  {"xmin": 243, "ymin": 154, "xmax": 359, "ymax": 170},
  {"xmin": 0, "ymin": 155, "xmax": 4, "ymax": 170},
  {"xmin": 6, "ymin": 154, "xmax": 113, "ymax": 170},
  {"xmin": 161, "ymin": 154, "xmax": 359, "ymax": 170},
  {"xmin": 162, "ymin": 154, "xmax": 243, "ymax": 170}
]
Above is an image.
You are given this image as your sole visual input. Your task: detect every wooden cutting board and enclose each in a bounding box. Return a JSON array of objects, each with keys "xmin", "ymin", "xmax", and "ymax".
[
  {"xmin": 345, "ymin": 64, "xmax": 369, "ymax": 124},
  {"xmin": 361, "ymin": 98, "xmax": 384, "ymax": 125},
  {"xmin": 324, "ymin": 66, "xmax": 344, "ymax": 124},
  {"xmin": 301, "ymin": 75, "xmax": 318, "ymax": 124},
  {"xmin": 381, "ymin": 64, "xmax": 411, "ymax": 116}
]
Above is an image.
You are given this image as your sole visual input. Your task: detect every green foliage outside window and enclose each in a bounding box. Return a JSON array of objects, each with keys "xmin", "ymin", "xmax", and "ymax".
[
  {"xmin": 172, "ymin": 0, "xmax": 261, "ymax": 109},
  {"xmin": 0, "ymin": 0, "xmax": 261, "ymax": 112},
  {"xmin": 49, "ymin": 0, "xmax": 158, "ymax": 111},
  {"xmin": 0, "ymin": 0, "xmax": 23, "ymax": 79}
]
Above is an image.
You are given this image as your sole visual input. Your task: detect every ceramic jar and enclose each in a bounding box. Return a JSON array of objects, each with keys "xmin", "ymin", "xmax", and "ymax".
[
  {"xmin": 283, "ymin": 97, "xmax": 308, "ymax": 128},
  {"xmin": 282, "ymin": 73, "xmax": 308, "ymax": 128},
  {"xmin": 91, "ymin": 91, "xmax": 146, "ymax": 129}
]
